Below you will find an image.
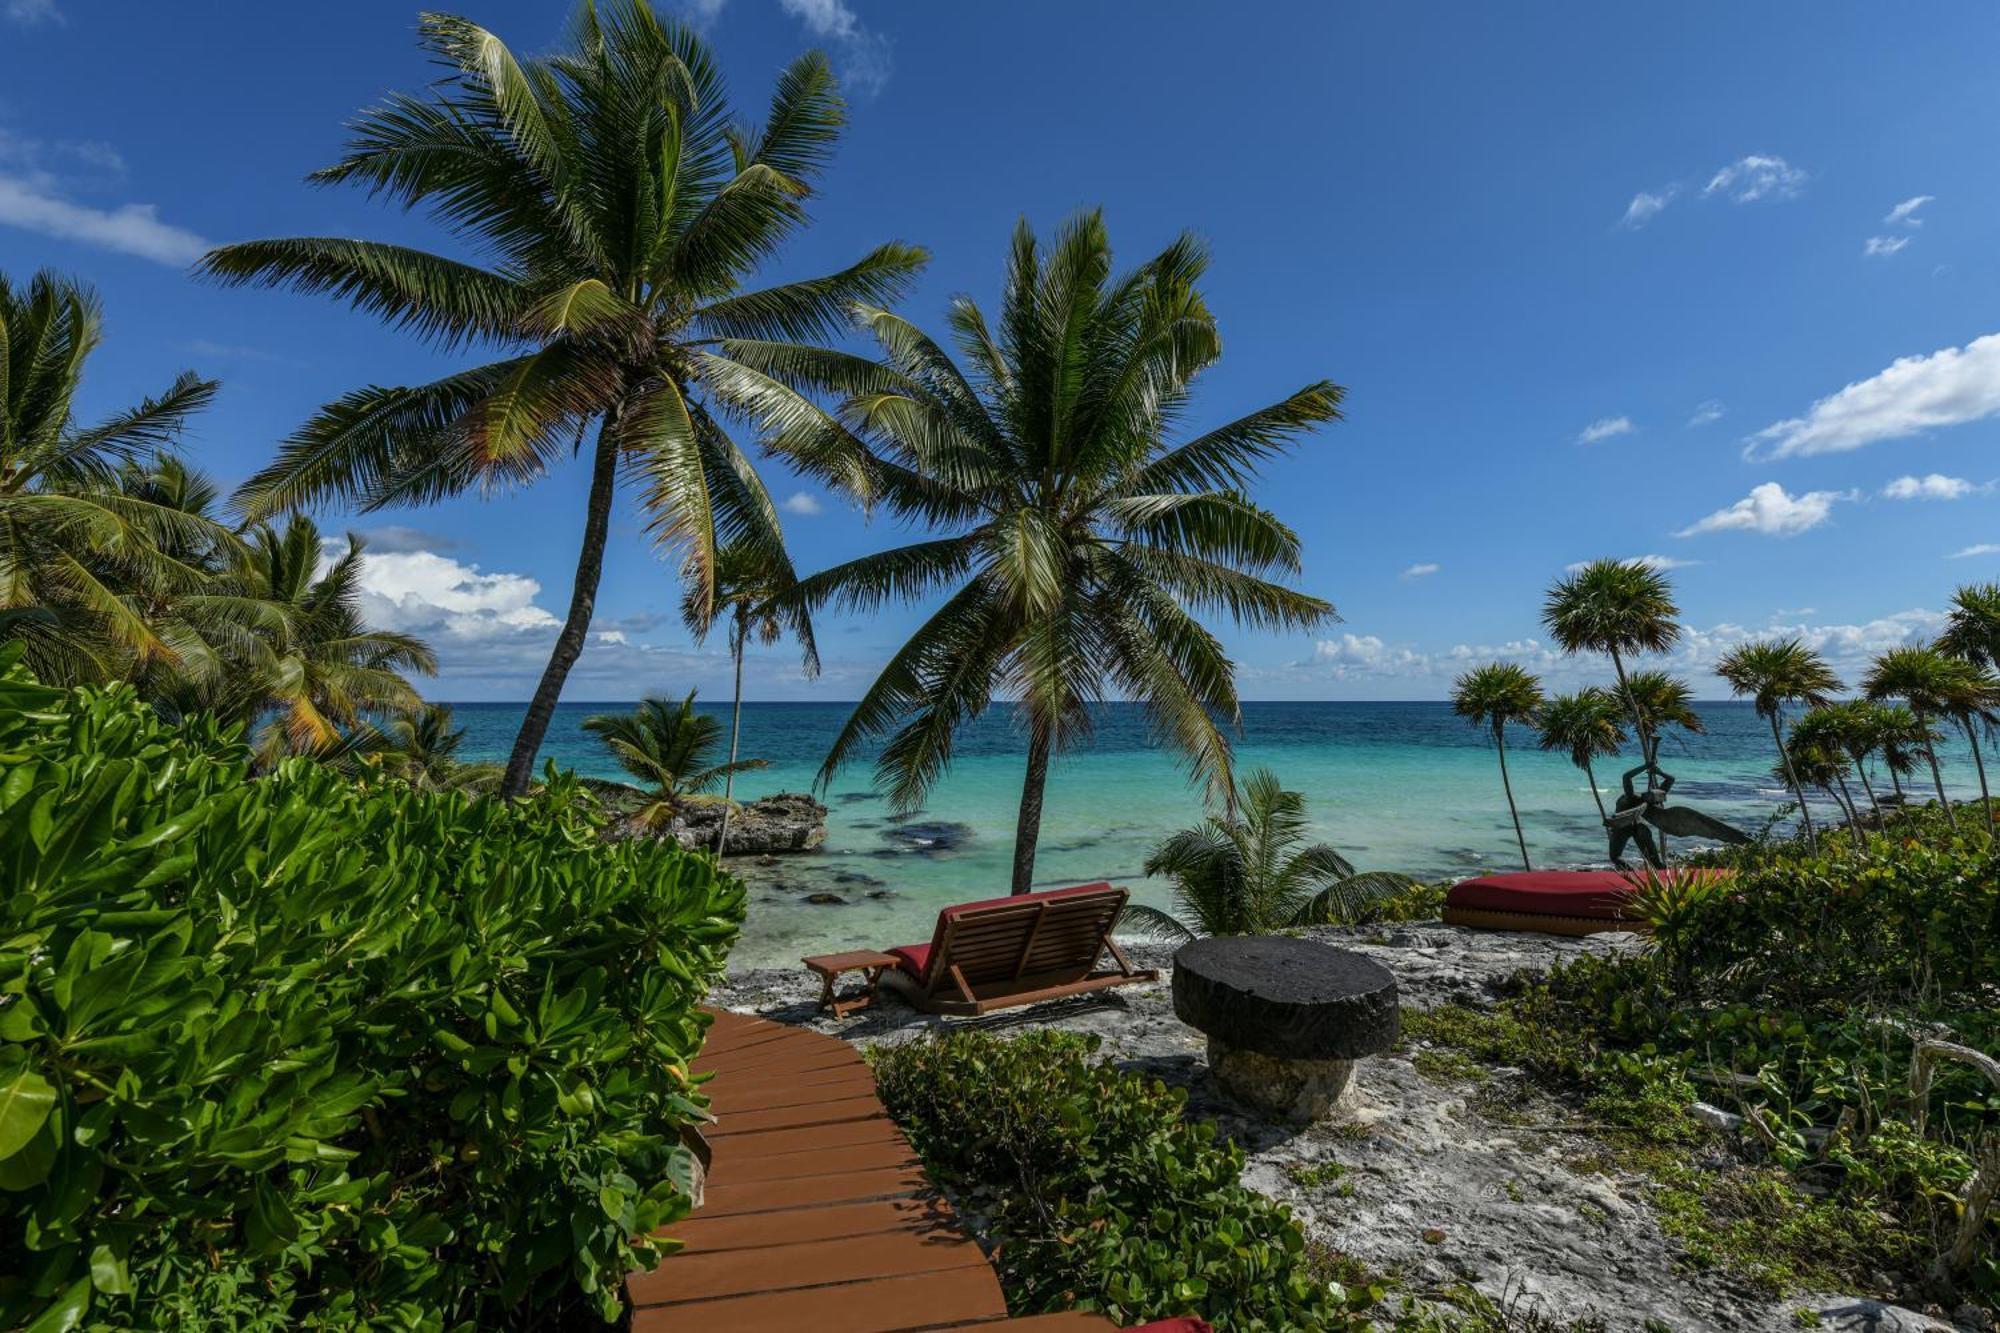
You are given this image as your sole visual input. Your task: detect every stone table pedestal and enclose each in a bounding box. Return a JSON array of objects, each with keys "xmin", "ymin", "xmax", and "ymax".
[{"xmin": 1172, "ymin": 936, "xmax": 1400, "ymax": 1123}]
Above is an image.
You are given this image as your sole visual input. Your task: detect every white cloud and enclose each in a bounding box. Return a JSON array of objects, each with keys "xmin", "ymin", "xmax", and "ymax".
[
  {"xmin": 1675, "ymin": 482, "xmax": 1851, "ymax": 538},
  {"xmin": 1748, "ymin": 332, "xmax": 2000, "ymax": 460},
  {"xmin": 1703, "ymin": 154, "xmax": 1806, "ymax": 203},
  {"xmin": 0, "ymin": 132, "xmax": 205, "ymax": 266},
  {"xmin": 1577, "ymin": 415, "xmax": 1635, "ymax": 445},
  {"xmin": 1882, "ymin": 473, "xmax": 1986, "ymax": 501},
  {"xmin": 777, "ymin": 0, "xmax": 891, "ymax": 95},
  {"xmin": 593, "ymin": 630, "xmax": 628, "ymax": 646},
  {"xmin": 1563, "ymin": 554, "xmax": 1699, "ymax": 574},
  {"xmin": 1400, "ymin": 562, "xmax": 1440, "ymax": 580},
  {"xmin": 781, "ymin": 491, "xmax": 823, "ymax": 516},
  {"xmin": 348, "ymin": 549, "xmax": 560, "ymax": 642},
  {"xmin": 1864, "ymin": 235, "xmax": 1910, "ymax": 257},
  {"xmin": 1619, "ymin": 187, "xmax": 1676, "ymax": 229},
  {"xmin": 1687, "ymin": 400, "xmax": 1726, "ymax": 428},
  {"xmin": 4, "ymin": 0, "xmax": 60, "ymax": 24},
  {"xmin": 1885, "ymin": 195, "xmax": 1933, "ymax": 227},
  {"xmin": 680, "ymin": 0, "xmax": 729, "ymax": 22},
  {"xmin": 1950, "ymin": 544, "xmax": 2000, "ymax": 559}
]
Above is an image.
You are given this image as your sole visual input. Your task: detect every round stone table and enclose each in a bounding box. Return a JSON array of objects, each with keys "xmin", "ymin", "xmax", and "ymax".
[{"xmin": 1172, "ymin": 936, "xmax": 1400, "ymax": 1123}]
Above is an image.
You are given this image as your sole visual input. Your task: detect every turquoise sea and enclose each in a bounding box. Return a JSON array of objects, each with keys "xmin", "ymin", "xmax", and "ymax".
[{"xmin": 453, "ymin": 701, "xmax": 1979, "ymax": 970}]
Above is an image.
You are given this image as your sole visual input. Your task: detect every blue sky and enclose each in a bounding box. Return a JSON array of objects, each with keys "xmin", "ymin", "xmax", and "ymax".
[{"xmin": 5, "ymin": 1, "xmax": 1999, "ymax": 700}]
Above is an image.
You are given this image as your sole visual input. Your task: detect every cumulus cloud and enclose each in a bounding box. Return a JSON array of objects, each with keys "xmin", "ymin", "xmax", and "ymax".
[
  {"xmin": 1563, "ymin": 554, "xmax": 1699, "ymax": 574},
  {"xmin": 1950, "ymin": 544, "xmax": 2000, "ymax": 559},
  {"xmin": 1747, "ymin": 332, "xmax": 2000, "ymax": 460},
  {"xmin": 1675, "ymin": 482, "xmax": 1851, "ymax": 538},
  {"xmin": 1864, "ymin": 235, "xmax": 1910, "ymax": 257},
  {"xmin": 1882, "ymin": 473, "xmax": 1986, "ymax": 501},
  {"xmin": 349, "ymin": 549, "xmax": 560, "ymax": 642},
  {"xmin": 1577, "ymin": 415, "xmax": 1634, "ymax": 445},
  {"xmin": 1619, "ymin": 187, "xmax": 1676, "ymax": 229},
  {"xmin": 1400, "ymin": 562, "xmax": 1440, "ymax": 580},
  {"xmin": 1703, "ymin": 154, "xmax": 1806, "ymax": 203},
  {"xmin": 781, "ymin": 491, "xmax": 823, "ymax": 516},
  {"xmin": 1885, "ymin": 195, "xmax": 1933, "ymax": 227},
  {"xmin": 1687, "ymin": 400, "xmax": 1726, "ymax": 428},
  {"xmin": 0, "ymin": 130, "xmax": 205, "ymax": 266},
  {"xmin": 777, "ymin": 0, "xmax": 891, "ymax": 95}
]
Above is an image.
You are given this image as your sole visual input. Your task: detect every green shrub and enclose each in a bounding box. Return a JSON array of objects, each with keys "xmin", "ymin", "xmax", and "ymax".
[
  {"xmin": 871, "ymin": 1029, "xmax": 1372, "ymax": 1332},
  {"xmin": 0, "ymin": 650, "xmax": 745, "ymax": 1329}
]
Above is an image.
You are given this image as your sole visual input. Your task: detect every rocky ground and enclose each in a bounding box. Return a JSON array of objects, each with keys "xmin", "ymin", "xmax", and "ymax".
[{"xmin": 710, "ymin": 922, "xmax": 1969, "ymax": 1333}]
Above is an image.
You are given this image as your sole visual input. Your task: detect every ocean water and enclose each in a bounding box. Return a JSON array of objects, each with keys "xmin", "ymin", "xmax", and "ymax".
[{"xmin": 452, "ymin": 700, "xmax": 1978, "ymax": 970}]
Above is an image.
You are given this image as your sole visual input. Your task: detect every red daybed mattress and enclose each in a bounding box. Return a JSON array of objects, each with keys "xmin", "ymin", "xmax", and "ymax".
[{"xmin": 1443, "ymin": 869, "xmax": 1705, "ymax": 935}]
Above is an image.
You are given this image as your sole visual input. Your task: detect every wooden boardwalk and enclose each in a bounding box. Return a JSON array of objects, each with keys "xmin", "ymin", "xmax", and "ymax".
[{"xmin": 629, "ymin": 1009, "xmax": 1117, "ymax": 1332}]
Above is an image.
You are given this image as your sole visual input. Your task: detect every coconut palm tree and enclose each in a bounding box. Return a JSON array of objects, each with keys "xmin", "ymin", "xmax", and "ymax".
[
  {"xmin": 727, "ymin": 211, "xmax": 1340, "ymax": 895},
  {"xmin": 1863, "ymin": 645, "xmax": 1971, "ymax": 827},
  {"xmin": 1714, "ymin": 638, "xmax": 1842, "ymax": 849},
  {"xmin": 200, "ymin": 4, "xmax": 926, "ymax": 798},
  {"xmin": 1451, "ymin": 662, "xmax": 1545, "ymax": 871},
  {"xmin": 1118, "ymin": 767, "xmax": 1417, "ymax": 942},
  {"xmin": 217, "ymin": 518, "xmax": 438, "ymax": 766},
  {"xmin": 364, "ymin": 702, "xmax": 501, "ymax": 793},
  {"xmin": 682, "ymin": 541, "xmax": 817, "ymax": 850},
  {"xmin": 1535, "ymin": 688, "xmax": 1627, "ymax": 823},
  {"xmin": 582, "ymin": 691, "xmax": 766, "ymax": 831},
  {"xmin": 1541, "ymin": 559, "xmax": 1681, "ymax": 792},
  {"xmin": 0, "ymin": 269, "xmax": 224, "ymax": 684}
]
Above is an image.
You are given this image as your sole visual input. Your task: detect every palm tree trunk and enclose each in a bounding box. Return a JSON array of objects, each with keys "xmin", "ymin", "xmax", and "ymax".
[
  {"xmin": 1608, "ymin": 649, "xmax": 1653, "ymax": 792},
  {"xmin": 1771, "ymin": 711, "xmax": 1817, "ymax": 849},
  {"xmin": 1832, "ymin": 771, "xmax": 1865, "ymax": 849},
  {"xmin": 1010, "ymin": 720, "xmax": 1054, "ymax": 896},
  {"xmin": 1853, "ymin": 753, "xmax": 1881, "ymax": 823},
  {"xmin": 714, "ymin": 611, "xmax": 747, "ymax": 855},
  {"xmin": 1961, "ymin": 716, "xmax": 1993, "ymax": 832},
  {"xmin": 501, "ymin": 412, "xmax": 621, "ymax": 798},
  {"xmin": 1923, "ymin": 711, "xmax": 1956, "ymax": 828},
  {"xmin": 1584, "ymin": 758, "xmax": 1608, "ymax": 824},
  {"xmin": 1888, "ymin": 763, "xmax": 1905, "ymax": 804},
  {"xmin": 1495, "ymin": 725, "xmax": 1530, "ymax": 872}
]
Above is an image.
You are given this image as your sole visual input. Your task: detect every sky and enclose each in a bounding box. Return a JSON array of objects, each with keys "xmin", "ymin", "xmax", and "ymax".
[{"xmin": 4, "ymin": 1, "xmax": 2000, "ymax": 701}]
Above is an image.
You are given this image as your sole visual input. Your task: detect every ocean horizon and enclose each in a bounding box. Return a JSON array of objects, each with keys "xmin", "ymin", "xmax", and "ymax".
[{"xmin": 451, "ymin": 699, "xmax": 1979, "ymax": 970}]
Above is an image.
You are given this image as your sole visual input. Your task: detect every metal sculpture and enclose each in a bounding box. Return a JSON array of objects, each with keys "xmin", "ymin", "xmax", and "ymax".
[{"xmin": 1606, "ymin": 735, "xmax": 1749, "ymax": 870}]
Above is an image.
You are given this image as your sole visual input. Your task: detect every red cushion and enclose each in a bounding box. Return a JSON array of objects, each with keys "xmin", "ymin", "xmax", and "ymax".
[
  {"xmin": 1131, "ymin": 1319, "xmax": 1215, "ymax": 1332},
  {"xmin": 1446, "ymin": 870, "xmax": 1644, "ymax": 919},
  {"xmin": 887, "ymin": 943, "xmax": 931, "ymax": 981}
]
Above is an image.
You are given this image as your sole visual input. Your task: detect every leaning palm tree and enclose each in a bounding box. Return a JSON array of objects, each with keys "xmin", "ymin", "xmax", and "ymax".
[
  {"xmin": 1939, "ymin": 582, "xmax": 2000, "ymax": 670},
  {"xmin": 1714, "ymin": 638, "xmax": 1842, "ymax": 849},
  {"xmin": 1936, "ymin": 663, "xmax": 2000, "ymax": 828},
  {"xmin": 200, "ymin": 5, "xmax": 926, "ymax": 797},
  {"xmin": 1787, "ymin": 708, "xmax": 1866, "ymax": 847},
  {"xmin": 1451, "ymin": 662, "xmax": 1545, "ymax": 871},
  {"xmin": 728, "ymin": 212, "xmax": 1341, "ymax": 894},
  {"xmin": 682, "ymin": 542, "xmax": 816, "ymax": 851},
  {"xmin": 1872, "ymin": 701, "xmax": 1932, "ymax": 808},
  {"xmin": 1815, "ymin": 699, "xmax": 1889, "ymax": 820},
  {"xmin": 582, "ymin": 691, "xmax": 766, "ymax": 832},
  {"xmin": 0, "ymin": 269, "xmax": 223, "ymax": 684},
  {"xmin": 1541, "ymin": 559, "xmax": 1680, "ymax": 783},
  {"xmin": 1118, "ymin": 768, "xmax": 1417, "ymax": 942},
  {"xmin": 1535, "ymin": 688, "xmax": 1627, "ymax": 823},
  {"xmin": 1863, "ymin": 645, "xmax": 1971, "ymax": 828}
]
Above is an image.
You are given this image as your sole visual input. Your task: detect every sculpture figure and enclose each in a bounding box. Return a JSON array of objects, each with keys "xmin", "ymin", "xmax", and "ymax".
[{"xmin": 1605, "ymin": 736, "xmax": 1749, "ymax": 869}]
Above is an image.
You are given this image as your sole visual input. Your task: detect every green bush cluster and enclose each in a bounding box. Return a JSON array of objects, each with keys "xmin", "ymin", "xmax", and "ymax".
[
  {"xmin": 0, "ymin": 649, "xmax": 745, "ymax": 1330},
  {"xmin": 871, "ymin": 1029, "xmax": 1375, "ymax": 1332}
]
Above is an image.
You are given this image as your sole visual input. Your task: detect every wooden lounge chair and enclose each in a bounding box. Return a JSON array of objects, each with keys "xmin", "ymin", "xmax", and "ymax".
[{"xmin": 877, "ymin": 882, "xmax": 1157, "ymax": 1016}]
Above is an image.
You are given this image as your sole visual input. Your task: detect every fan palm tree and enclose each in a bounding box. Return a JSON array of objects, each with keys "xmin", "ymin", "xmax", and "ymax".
[
  {"xmin": 725, "ymin": 212, "xmax": 1340, "ymax": 895},
  {"xmin": 1541, "ymin": 559, "xmax": 1680, "ymax": 784},
  {"xmin": 1863, "ymin": 645, "xmax": 1972, "ymax": 827},
  {"xmin": 0, "ymin": 269, "xmax": 224, "ymax": 684},
  {"xmin": 1714, "ymin": 638, "xmax": 1841, "ymax": 849},
  {"xmin": 682, "ymin": 541, "xmax": 817, "ymax": 850},
  {"xmin": 1535, "ymin": 688, "xmax": 1627, "ymax": 823},
  {"xmin": 200, "ymin": 4, "xmax": 926, "ymax": 798},
  {"xmin": 1451, "ymin": 662, "xmax": 1545, "ymax": 871},
  {"xmin": 582, "ymin": 691, "xmax": 766, "ymax": 831},
  {"xmin": 1118, "ymin": 768, "xmax": 1417, "ymax": 942},
  {"xmin": 219, "ymin": 519, "xmax": 438, "ymax": 766}
]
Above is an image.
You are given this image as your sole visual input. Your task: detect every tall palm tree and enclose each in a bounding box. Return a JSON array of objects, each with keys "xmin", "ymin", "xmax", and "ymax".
[
  {"xmin": 682, "ymin": 541, "xmax": 817, "ymax": 850},
  {"xmin": 1787, "ymin": 708, "xmax": 1866, "ymax": 847},
  {"xmin": 727, "ymin": 212, "xmax": 1341, "ymax": 895},
  {"xmin": 582, "ymin": 691, "xmax": 766, "ymax": 832},
  {"xmin": 1541, "ymin": 559, "xmax": 1681, "ymax": 794},
  {"xmin": 1451, "ymin": 662, "xmax": 1545, "ymax": 871},
  {"xmin": 1872, "ymin": 701, "xmax": 1932, "ymax": 807},
  {"xmin": 220, "ymin": 518, "xmax": 438, "ymax": 766},
  {"xmin": 1118, "ymin": 768, "xmax": 1416, "ymax": 942},
  {"xmin": 200, "ymin": 4, "xmax": 925, "ymax": 798},
  {"xmin": 1714, "ymin": 638, "xmax": 1841, "ymax": 849},
  {"xmin": 1816, "ymin": 698, "xmax": 1889, "ymax": 819},
  {"xmin": 1535, "ymin": 687, "xmax": 1626, "ymax": 823},
  {"xmin": 0, "ymin": 269, "xmax": 223, "ymax": 684},
  {"xmin": 1864, "ymin": 645, "xmax": 1971, "ymax": 828}
]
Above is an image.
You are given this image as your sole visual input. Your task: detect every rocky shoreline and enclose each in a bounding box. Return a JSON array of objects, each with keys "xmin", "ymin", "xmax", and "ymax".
[{"xmin": 709, "ymin": 923, "xmax": 1966, "ymax": 1333}]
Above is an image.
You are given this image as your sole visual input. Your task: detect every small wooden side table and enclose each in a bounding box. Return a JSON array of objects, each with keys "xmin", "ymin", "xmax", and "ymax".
[{"xmin": 803, "ymin": 949, "xmax": 903, "ymax": 1017}]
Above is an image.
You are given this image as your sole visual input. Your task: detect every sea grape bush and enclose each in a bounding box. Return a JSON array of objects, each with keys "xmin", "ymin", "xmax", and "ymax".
[
  {"xmin": 871, "ymin": 1029, "xmax": 1377, "ymax": 1332},
  {"xmin": 0, "ymin": 648, "xmax": 745, "ymax": 1329}
]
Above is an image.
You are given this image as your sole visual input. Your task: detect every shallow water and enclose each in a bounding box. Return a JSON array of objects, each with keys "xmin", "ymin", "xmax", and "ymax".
[{"xmin": 452, "ymin": 699, "xmax": 1975, "ymax": 969}]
